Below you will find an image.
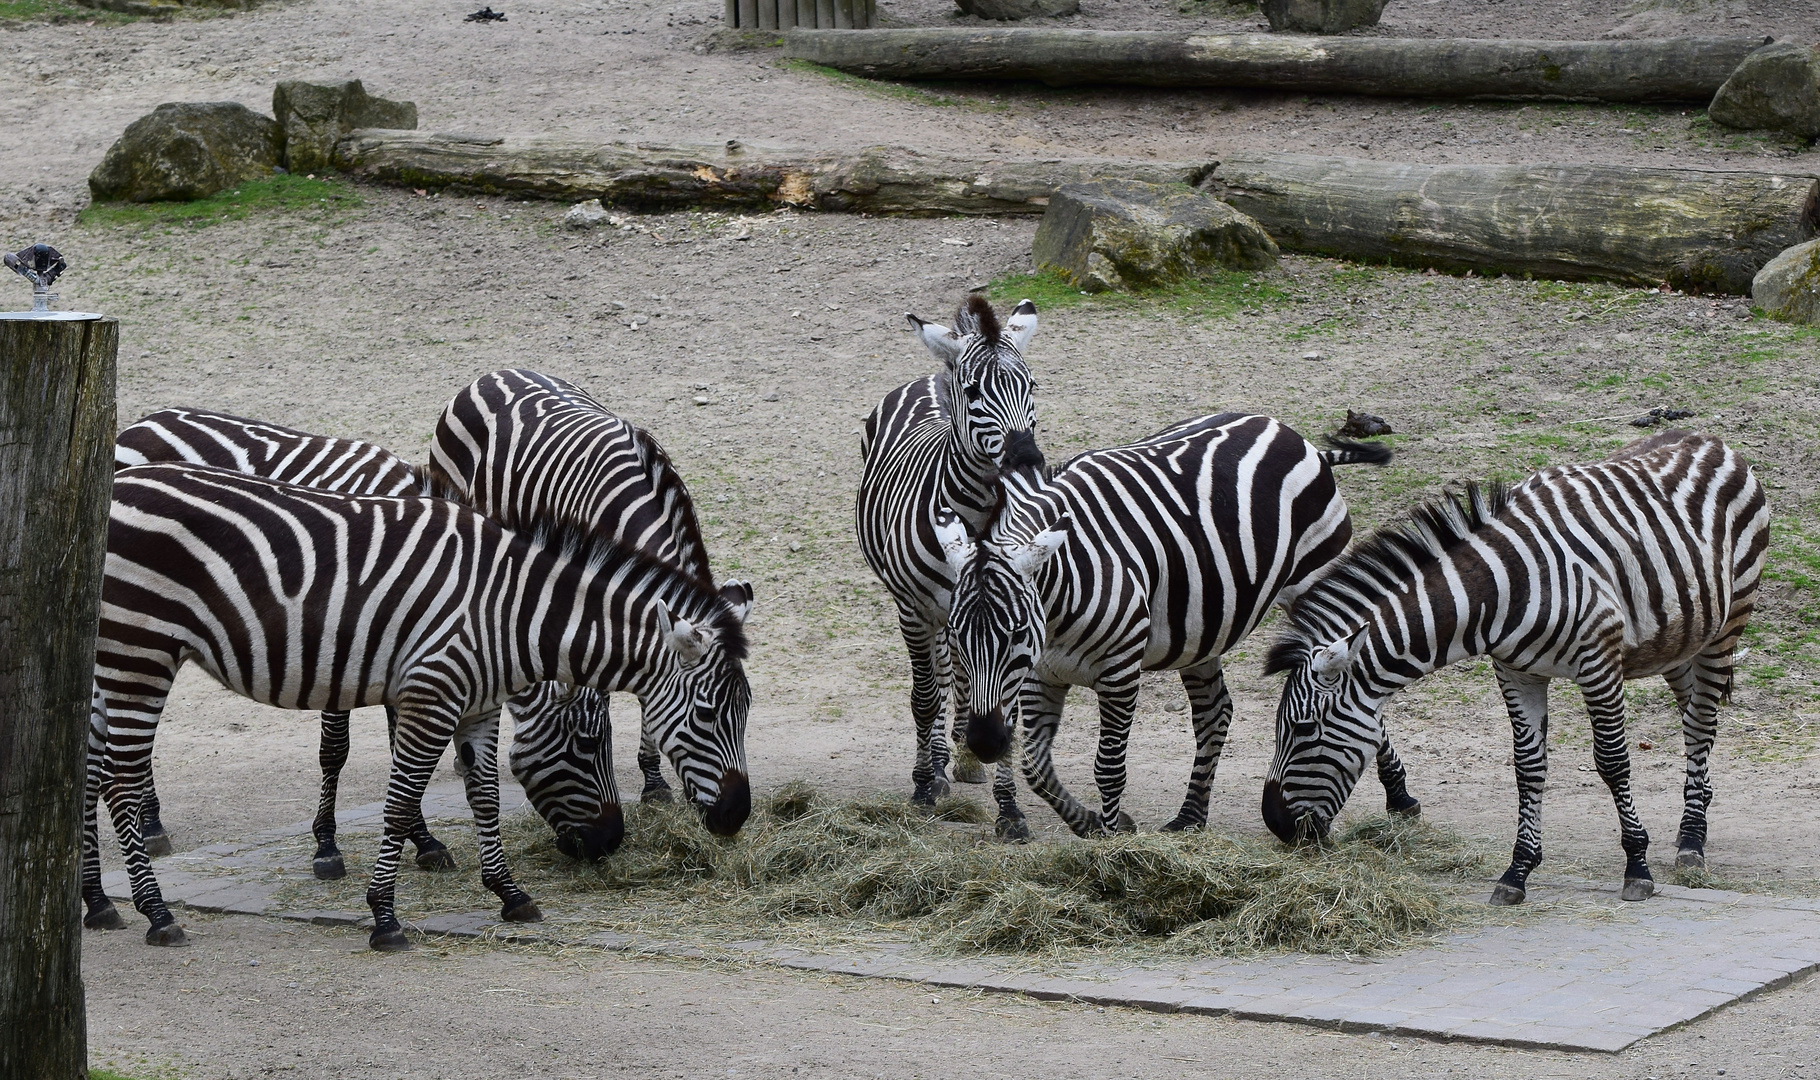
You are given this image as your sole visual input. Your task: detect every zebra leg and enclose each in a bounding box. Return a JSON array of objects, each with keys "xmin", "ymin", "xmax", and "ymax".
[
  {"xmin": 1164, "ymin": 659, "xmax": 1233, "ymax": 832},
  {"xmin": 1091, "ymin": 670, "xmax": 1142, "ymax": 835},
  {"xmin": 1490, "ymin": 664, "xmax": 1551, "ymax": 906},
  {"xmin": 82, "ymin": 688, "xmax": 125, "ymax": 931},
  {"xmin": 1663, "ymin": 652, "xmax": 1729, "ymax": 870},
  {"xmin": 637, "ymin": 712, "xmax": 674, "ymax": 804},
  {"xmin": 900, "ymin": 607, "xmax": 951, "ymax": 806},
  {"xmin": 455, "ymin": 709, "xmax": 542, "ymax": 924},
  {"xmin": 96, "ymin": 686, "xmax": 186, "ymax": 945},
  {"xmin": 1020, "ymin": 679, "xmax": 1098, "ymax": 837},
  {"xmin": 312, "ymin": 710, "xmax": 352, "ymax": 880},
  {"xmin": 1376, "ymin": 737, "xmax": 1422, "ymax": 817},
  {"xmin": 1580, "ymin": 658, "xmax": 1654, "ymax": 901},
  {"xmin": 139, "ymin": 774, "xmax": 172, "ymax": 858},
  {"xmin": 389, "ymin": 704, "xmax": 456, "ymax": 872},
  {"xmin": 367, "ymin": 701, "xmax": 460, "ymax": 952},
  {"xmin": 943, "ymin": 628, "xmax": 986, "ymax": 785}
]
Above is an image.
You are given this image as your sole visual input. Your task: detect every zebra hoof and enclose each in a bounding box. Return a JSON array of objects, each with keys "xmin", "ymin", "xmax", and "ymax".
[
  {"xmin": 1099, "ymin": 811, "xmax": 1137, "ymax": 835},
  {"xmin": 1487, "ymin": 883, "xmax": 1526, "ymax": 906},
  {"xmin": 143, "ymin": 831, "xmax": 173, "ymax": 858},
  {"xmin": 1387, "ymin": 794, "xmax": 1422, "ymax": 818},
  {"xmin": 951, "ymin": 757, "xmax": 988, "ymax": 785},
  {"xmin": 369, "ymin": 928, "xmax": 413, "ymax": 952},
  {"xmin": 312, "ymin": 855, "xmax": 347, "ymax": 880},
  {"xmin": 640, "ymin": 785, "xmax": 675, "ymax": 805},
  {"xmin": 928, "ymin": 775, "xmax": 951, "ymax": 801},
  {"xmin": 1160, "ymin": 815, "xmax": 1205, "ymax": 833},
  {"xmin": 1621, "ymin": 876, "xmax": 1655, "ymax": 902},
  {"xmin": 1676, "ymin": 848, "xmax": 1706, "ymax": 870},
  {"xmin": 995, "ymin": 815, "xmax": 1031, "ymax": 843},
  {"xmin": 144, "ymin": 921, "xmax": 188, "ymax": 947},
  {"xmin": 414, "ymin": 846, "xmax": 458, "ymax": 873},
  {"xmin": 84, "ymin": 903, "xmax": 125, "ymax": 931},
  {"xmin": 501, "ymin": 898, "xmax": 544, "ymax": 924}
]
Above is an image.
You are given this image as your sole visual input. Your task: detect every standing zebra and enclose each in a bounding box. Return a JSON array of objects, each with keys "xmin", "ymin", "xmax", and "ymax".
[
  {"xmin": 87, "ymin": 463, "xmax": 752, "ymax": 949},
  {"xmin": 110, "ymin": 407, "xmax": 456, "ymax": 876},
  {"xmin": 936, "ymin": 416, "xmax": 1416, "ymax": 838},
  {"xmin": 425, "ymin": 368, "xmax": 746, "ymax": 817},
  {"xmin": 857, "ymin": 295, "xmax": 1039, "ymax": 808},
  {"xmin": 1264, "ymin": 431, "xmax": 1767, "ymax": 905}
]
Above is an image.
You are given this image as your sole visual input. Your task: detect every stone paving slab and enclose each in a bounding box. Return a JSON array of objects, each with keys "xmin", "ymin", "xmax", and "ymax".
[{"xmin": 98, "ymin": 782, "xmax": 1820, "ymax": 1054}]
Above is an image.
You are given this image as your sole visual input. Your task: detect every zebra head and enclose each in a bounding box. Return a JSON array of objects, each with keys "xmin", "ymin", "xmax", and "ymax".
[
  {"xmin": 646, "ymin": 580, "xmax": 755, "ymax": 836},
  {"xmin": 935, "ymin": 511, "xmax": 1069, "ymax": 765},
  {"xmin": 906, "ymin": 295, "xmax": 1039, "ymax": 465},
  {"xmin": 1262, "ymin": 629, "xmax": 1377, "ymax": 844},
  {"xmin": 507, "ymin": 684, "xmax": 624, "ymax": 860}
]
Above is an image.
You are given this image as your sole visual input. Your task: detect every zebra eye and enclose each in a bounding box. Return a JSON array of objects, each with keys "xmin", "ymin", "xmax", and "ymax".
[
  {"xmin": 1292, "ymin": 720, "xmax": 1319, "ymax": 739},
  {"xmin": 963, "ymin": 380, "xmax": 982, "ymax": 400}
]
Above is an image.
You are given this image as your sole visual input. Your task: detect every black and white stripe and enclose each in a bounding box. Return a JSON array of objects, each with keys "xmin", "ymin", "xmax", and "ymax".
[
  {"xmin": 85, "ymin": 463, "xmax": 751, "ymax": 950},
  {"xmin": 936, "ymin": 416, "xmax": 1411, "ymax": 838},
  {"xmin": 1263, "ymin": 430, "xmax": 1768, "ymax": 904},
  {"xmin": 427, "ymin": 369, "xmax": 748, "ymax": 827},
  {"xmin": 110, "ymin": 407, "xmax": 453, "ymax": 877},
  {"xmin": 856, "ymin": 296, "xmax": 1039, "ymax": 805}
]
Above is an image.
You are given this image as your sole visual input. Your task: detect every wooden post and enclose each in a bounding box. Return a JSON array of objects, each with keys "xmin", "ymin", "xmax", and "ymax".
[
  {"xmin": 0, "ymin": 312, "xmax": 116, "ymax": 1080},
  {"xmin": 833, "ymin": 0, "xmax": 853, "ymax": 30},
  {"xmin": 796, "ymin": 0, "xmax": 815, "ymax": 28},
  {"xmin": 758, "ymin": 0, "xmax": 777, "ymax": 31},
  {"xmin": 816, "ymin": 0, "xmax": 834, "ymax": 30},
  {"xmin": 778, "ymin": 0, "xmax": 795, "ymax": 31},
  {"xmin": 738, "ymin": 0, "xmax": 756, "ymax": 28},
  {"xmin": 724, "ymin": 0, "xmax": 738, "ymax": 25}
]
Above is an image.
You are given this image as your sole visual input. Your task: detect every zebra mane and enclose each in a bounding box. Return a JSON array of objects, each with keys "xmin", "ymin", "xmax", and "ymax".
[
  {"xmin": 951, "ymin": 294, "xmax": 1002, "ymax": 345},
  {"xmin": 527, "ymin": 516, "xmax": 747, "ymax": 660},
  {"xmin": 1265, "ymin": 481, "xmax": 1509, "ymax": 674}
]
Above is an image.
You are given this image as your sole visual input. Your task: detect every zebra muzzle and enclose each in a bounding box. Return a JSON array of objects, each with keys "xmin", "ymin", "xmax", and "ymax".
[
  {"xmin": 703, "ymin": 768, "xmax": 751, "ymax": 836},
  {"xmin": 555, "ymin": 802, "xmax": 625, "ymax": 861},
  {"xmin": 965, "ymin": 710, "xmax": 1015, "ymax": 765}
]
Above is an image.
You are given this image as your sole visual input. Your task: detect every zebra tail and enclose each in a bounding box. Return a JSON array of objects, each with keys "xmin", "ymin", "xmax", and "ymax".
[{"xmin": 1319, "ymin": 436, "xmax": 1395, "ymax": 468}]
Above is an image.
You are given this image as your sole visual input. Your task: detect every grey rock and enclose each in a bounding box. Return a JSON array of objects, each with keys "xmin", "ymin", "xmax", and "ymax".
[
  {"xmin": 1752, "ymin": 238, "xmax": 1820, "ymax": 325},
  {"xmin": 1032, "ymin": 179, "xmax": 1279, "ymax": 294},
  {"xmin": 956, "ymin": 0, "xmax": 1079, "ymax": 20},
  {"xmin": 564, "ymin": 199, "xmax": 613, "ymax": 229},
  {"xmin": 88, "ymin": 101, "xmax": 282, "ymax": 203},
  {"xmin": 1261, "ymin": 0, "xmax": 1387, "ymax": 33},
  {"xmin": 273, "ymin": 79, "xmax": 418, "ymax": 175},
  {"xmin": 1708, "ymin": 42, "xmax": 1820, "ymax": 141}
]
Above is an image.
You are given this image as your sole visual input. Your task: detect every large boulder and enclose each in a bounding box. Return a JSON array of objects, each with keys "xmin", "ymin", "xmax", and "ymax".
[
  {"xmin": 88, "ymin": 102, "xmax": 282, "ymax": 203},
  {"xmin": 274, "ymin": 79, "xmax": 418, "ymax": 175},
  {"xmin": 1033, "ymin": 179, "xmax": 1279, "ymax": 294},
  {"xmin": 1753, "ymin": 238, "xmax": 1820, "ymax": 324},
  {"xmin": 1262, "ymin": 0, "xmax": 1387, "ymax": 33},
  {"xmin": 956, "ymin": 0, "xmax": 1079, "ymax": 20},
  {"xmin": 1708, "ymin": 42, "xmax": 1820, "ymax": 141}
]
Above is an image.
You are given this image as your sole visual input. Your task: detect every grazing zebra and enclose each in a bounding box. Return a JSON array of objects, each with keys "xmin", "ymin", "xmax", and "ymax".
[
  {"xmin": 111, "ymin": 407, "xmax": 455, "ymax": 877},
  {"xmin": 857, "ymin": 295, "xmax": 1039, "ymax": 807},
  {"xmin": 1263, "ymin": 431, "xmax": 1767, "ymax": 905},
  {"xmin": 86, "ymin": 463, "xmax": 752, "ymax": 950},
  {"xmin": 936, "ymin": 416, "xmax": 1415, "ymax": 839},
  {"xmin": 426, "ymin": 368, "xmax": 741, "ymax": 814}
]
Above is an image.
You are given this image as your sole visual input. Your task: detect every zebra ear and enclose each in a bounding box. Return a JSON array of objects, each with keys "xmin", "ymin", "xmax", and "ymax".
[
  {"xmin": 1004, "ymin": 299, "xmax": 1038, "ymax": 352},
  {"xmin": 1008, "ymin": 520, "xmax": 1068, "ymax": 579},
  {"xmin": 718, "ymin": 580, "xmax": 754, "ymax": 625},
  {"xmin": 655, "ymin": 601, "xmax": 708, "ymax": 667},
  {"xmin": 935, "ymin": 512, "xmax": 975, "ymax": 580},
  {"xmin": 1309, "ymin": 630, "xmax": 1366, "ymax": 686},
  {"xmin": 907, "ymin": 313, "xmax": 964, "ymax": 366}
]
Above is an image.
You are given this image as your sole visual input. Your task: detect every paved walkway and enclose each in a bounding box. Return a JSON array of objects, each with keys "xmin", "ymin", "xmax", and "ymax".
[{"xmin": 101, "ymin": 784, "xmax": 1820, "ymax": 1054}]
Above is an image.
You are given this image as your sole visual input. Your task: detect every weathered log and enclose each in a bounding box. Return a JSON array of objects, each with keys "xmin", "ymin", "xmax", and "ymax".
[
  {"xmin": 0, "ymin": 313, "xmax": 116, "ymax": 1080},
  {"xmin": 784, "ymin": 29, "xmax": 1772, "ymax": 103},
  {"xmin": 1206, "ymin": 154, "xmax": 1820, "ymax": 293},
  {"xmin": 333, "ymin": 130, "xmax": 1212, "ymax": 215}
]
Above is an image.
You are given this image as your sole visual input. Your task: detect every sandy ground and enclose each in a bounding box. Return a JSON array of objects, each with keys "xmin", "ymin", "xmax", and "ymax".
[{"xmin": 2, "ymin": 0, "xmax": 1818, "ymax": 1075}]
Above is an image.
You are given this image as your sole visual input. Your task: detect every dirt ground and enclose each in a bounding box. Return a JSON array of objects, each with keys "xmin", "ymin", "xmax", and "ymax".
[{"xmin": 2, "ymin": 0, "xmax": 1819, "ymax": 1075}]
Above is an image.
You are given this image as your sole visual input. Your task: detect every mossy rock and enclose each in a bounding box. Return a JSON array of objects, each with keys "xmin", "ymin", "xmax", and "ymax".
[
  {"xmin": 1033, "ymin": 179, "xmax": 1279, "ymax": 294},
  {"xmin": 1261, "ymin": 0, "xmax": 1386, "ymax": 33},
  {"xmin": 1752, "ymin": 238, "xmax": 1820, "ymax": 324},
  {"xmin": 1709, "ymin": 41, "xmax": 1820, "ymax": 141},
  {"xmin": 273, "ymin": 79, "xmax": 418, "ymax": 175},
  {"xmin": 88, "ymin": 102, "xmax": 282, "ymax": 203}
]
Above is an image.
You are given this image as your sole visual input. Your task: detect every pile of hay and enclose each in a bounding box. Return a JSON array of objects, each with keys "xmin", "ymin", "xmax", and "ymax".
[{"xmin": 468, "ymin": 783, "xmax": 1490, "ymax": 957}]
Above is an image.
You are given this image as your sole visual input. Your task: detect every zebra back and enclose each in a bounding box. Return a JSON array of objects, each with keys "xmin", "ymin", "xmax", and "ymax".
[{"xmin": 116, "ymin": 406, "xmax": 422, "ymax": 496}]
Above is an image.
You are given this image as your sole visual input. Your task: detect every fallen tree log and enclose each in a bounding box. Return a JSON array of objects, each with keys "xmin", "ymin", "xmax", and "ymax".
[
  {"xmin": 1206, "ymin": 154, "xmax": 1820, "ymax": 293},
  {"xmin": 333, "ymin": 131, "xmax": 1210, "ymax": 215},
  {"xmin": 784, "ymin": 29, "xmax": 1772, "ymax": 103}
]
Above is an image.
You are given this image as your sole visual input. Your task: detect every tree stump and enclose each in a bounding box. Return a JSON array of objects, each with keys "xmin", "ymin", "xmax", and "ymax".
[{"xmin": 0, "ymin": 313, "xmax": 116, "ymax": 1080}]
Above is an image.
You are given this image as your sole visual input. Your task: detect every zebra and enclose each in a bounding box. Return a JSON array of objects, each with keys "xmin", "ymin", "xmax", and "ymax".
[
  {"xmin": 85, "ymin": 462, "xmax": 753, "ymax": 950},
  {"xmin": 111, "ymin": 406, "xmax": 457, "ymax": 877},
  {"xmin": 856, "ymin": 294, "xmax": 1039, "ymax": 809},
  {"xmin": 425, "ymin": 368, "xmax": 743, "ymax": 815},
  {"xmin": 935, "ymin": 416, "xmax": 1417, "ymax": 839},
  {"xmin": 1262, "ymin": 430, "xmax": 1767, "ymax": 905}
]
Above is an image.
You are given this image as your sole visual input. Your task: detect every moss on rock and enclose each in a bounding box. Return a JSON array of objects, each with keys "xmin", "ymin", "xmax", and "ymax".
[
  {"xmin": 1752, "ymin": 238, "xmax": 1820, "ymax": 324},
  {"xmin": 1033, "ymin": 179, "xmax": 1279, "ymax": 294},
  {"xmin": 88, "ymin": 102, "xmax": 282, "ymax": 203}
]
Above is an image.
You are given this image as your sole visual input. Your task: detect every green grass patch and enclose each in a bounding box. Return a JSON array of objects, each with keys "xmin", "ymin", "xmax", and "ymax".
[
  {"xmin": 292, "ymin": 785, "xmax": 1491, "ymax": 959},
  {"xmin": 77, "ymin": 174, "xmax": 361, "ymax": 230},
  {"xmin": 0, "ymin": 0, "xmax": 138, "ymax": 22},
  {"xmin": 988, "ymin": 268, "xmax": 1289, "ymax": 320}
]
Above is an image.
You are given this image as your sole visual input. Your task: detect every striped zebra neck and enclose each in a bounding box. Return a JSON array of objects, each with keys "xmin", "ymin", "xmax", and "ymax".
[
  {"xmin": 983, "ymin": 462, "xmax": 1066, "ymax": 547},
  {"xmin": 931, "ymin": 410, "xmax": 1003, "ymax": 534}
]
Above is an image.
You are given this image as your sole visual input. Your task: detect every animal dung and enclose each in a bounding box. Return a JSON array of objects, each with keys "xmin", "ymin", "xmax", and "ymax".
[
  {"xmin": 465, "ymin": 6, "xmax": 507, "ymax": 21},
  {"xmin": 1336, "ymin": 409, "xmax": 1394, "ymax": 438},
  {"xmin": 1630, "ymin": 407, "xmax": 1695, "ymax": 428}
]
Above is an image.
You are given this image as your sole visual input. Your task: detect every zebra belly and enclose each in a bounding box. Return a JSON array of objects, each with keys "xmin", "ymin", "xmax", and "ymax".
[{"xmin": 174, "ymin": 645, "xmax": 399, "ymax": 714}]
